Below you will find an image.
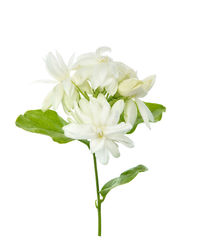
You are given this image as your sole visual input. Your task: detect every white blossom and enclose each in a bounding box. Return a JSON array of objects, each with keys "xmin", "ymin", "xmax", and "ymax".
[
  {"xmin": 63, "ymin": 94, "xmax": 134, "ymax": 164},
  {"xmin": 72, "ymin": 47, "xmax": 119, "ymax": 96},
  {"xmin": 42, "ymin": 52, "xmax": 78, "ymax": 111}
]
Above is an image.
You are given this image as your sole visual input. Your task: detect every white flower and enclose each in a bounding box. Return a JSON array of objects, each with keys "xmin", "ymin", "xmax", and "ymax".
[
  {"xmin": 63, "ymin": 94, "xmax": 134, "ymax": 165},
  {"xmin": 42, "ymin": 52, "xmax": 78, "ymax": 111},
  {"xmin": 72, "ymin": 47, "xmax": 119, "ymax": 96},
  {"xmin": 118, "ymin": 75, "xmax": 156, "ymax": 129}
]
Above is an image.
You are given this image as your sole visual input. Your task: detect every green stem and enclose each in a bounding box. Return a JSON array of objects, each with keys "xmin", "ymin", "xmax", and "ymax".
[
  {"xmin": 71, "ymin": 81, "xmax": 89, "ymax": 101},
  {"xmin": 93, "ymin": 153, "xmax": 102, "ymax": 236}
]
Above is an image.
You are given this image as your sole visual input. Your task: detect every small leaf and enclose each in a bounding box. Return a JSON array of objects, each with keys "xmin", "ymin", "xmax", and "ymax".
[
  {"xmin": 100, "ymin": 165, "xmax": 148, "ymax": 200},
  {"xmin": 128, "ymin": 102, "xmax": 166, "ymax": 134}
]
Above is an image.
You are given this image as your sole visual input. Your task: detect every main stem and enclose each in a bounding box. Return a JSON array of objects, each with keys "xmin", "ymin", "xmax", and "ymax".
[{"xmin": 93, "ymin": 153, "xmax": 102, "ymax": 236}]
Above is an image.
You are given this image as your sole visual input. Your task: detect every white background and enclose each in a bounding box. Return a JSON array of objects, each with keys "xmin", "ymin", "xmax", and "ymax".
[{"xmin": 0, "ymin": 0, "xmax": 200, "ymax": 251}]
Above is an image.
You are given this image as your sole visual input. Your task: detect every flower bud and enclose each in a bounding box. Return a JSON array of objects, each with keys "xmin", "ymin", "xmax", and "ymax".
[
  {"xmin": 118, "ymin": 75, "xmax": 156, "ymax": 98},
  {"xmin": 118, "ymin": 78, "xmax": 143, "ymax": 97}
]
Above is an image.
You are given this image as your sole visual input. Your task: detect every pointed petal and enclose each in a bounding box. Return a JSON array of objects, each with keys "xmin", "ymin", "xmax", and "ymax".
[
  {"xmin": 90, "ymin": 137, "xmax": 105, "ymax": 153},
  {"xmin": 52, "ymin": 84, "xmax": 64, "ymax": 110},
  {"xmin": 95, "ymin": 147, "xmax": 109, "ymax": 165},
  {"xmin": 142, "ymin": 75, "xmax": 156, "ymax": 93},
  {"xmin": 67, "ymin": 53, "xmax": 76, "ymax": 69},
  {"xmin": 96, "ymin": 94, "xmax": 111, "ymax": 124},
  {"xmin": 79, "ymin": 98, "xmax": 92, "ymax": 117},
  {"xmin": 105, "ymin": 140, "xmax": 120, "ymax": 158},
  {"xmin": 90, "ymin": 64, "xmax": 107, "ymax": 89},
  {"xmin": 72, "ymin": 67, "xmax": 92, "ymax": 85},
  {"xmin": 104, "ymin": 78, "xmax": 118, "ymax": 96},
  {"xmin": 89, "ymin": 94, "xmax": 110, "ymax": 126},
  {"xmin": 62, "ymin": 79, "xmax": 75, "ymax": 96},
  {"xmin": 109, "ymin": 134, "xmax": 134, "ymax": 148},
  {"xmin": 107, "ymin": 100, "xmax": 124, "ymax": 125},
  {"xmin": 45, "ymin": 52, "xmax": 64, "ymax": 80},
  {"xmin": 42, "ymin": 89, "xmax": 54, "ymax": 111},
  {"xmin": 124, "ymin": 99, "xmax": 137, "ymax": 126},
  {"xmin": 55, "ymin": 51, "xmax": 68, "ymax": 71},
  {"xmin": 135, "ymin": 98, "xmax": 154, "ymax": 129},
  {"xmin": 73, "ymin": 101, "xmax": 91, "ymax": 124},
  {"xmin": 62, "ymin": 90, "xmax": 79, "ymax": 112},
  {"xmin": 63, "ymin": 123, "xmax": 96, "ymax": 139},
  {"xmin": 104, "ymin": 122, "xmax": 132, "ymax": 136}
]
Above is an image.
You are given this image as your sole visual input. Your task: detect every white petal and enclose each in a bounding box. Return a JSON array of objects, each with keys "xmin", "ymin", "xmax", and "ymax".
[
  {"xmin": 135, "ymin": 98, "xmax": 154, "ymax": 129},
  {"xmin": 79, "ymin": 81, "xmax": 93, "ymax": 93},
  {"xmin": 104, "ymin": 122, "xmax": 131, "ymax": 136},
  {"xmin": 63, "ymin": 123, "xmax": 96, "ymax": 139},
  {"xmin": 95, "ymin": 147, "xmax": 109, "ymax": 165},
  {"xmin": 79, "ymin": 98, "xmax": 92, "ymax": 117},
  {"xmin": 45, "ymin": 52, "xmax": 64, "ymax": 81},
  {"xmin": 52, "ymin": 84, "xmax": 64, "ymax": 110},
  {"xmin": 105, "ymin": 140, "xmax": 120, "ymax": 158},
  {"xmin": 96, "ymin": 93, "xmax": 110, "ymax": 108},
  {"xmin": 67, "ymin": 53, "xmax": 75, "ymax": 69},
  {"xmin": 90, "ymin": 64, "xmax": 107, "ymax": 89},
  {"xmin": 107, "ymin": 100, "xmax": 124, "ymax": 125},
  {"xmin": 118, "ymin": 78, "xmax": 146, "ymax": 97},
  {"xmin": 42, "ymin": 88, "xmax": 54, "ymax": 111},
  {"xmin": 55, "ymin": 51, "xmax": 68, "ymax": 71},
  {"xmin": 116, "ymin": 62, "xmax": 138, "ymax": 82},
  {"xmin": 62, "ymin": 79, "xmax": 75, "ymax": 96},
  {"xmin": 89, "ymin": 99, "xmax": 102, "ymax": 126},
  {"xmin": 142, "ymin": 75, "xmax": 156, "ymax": 93},
  {"xmin": 73, "ymin": 102, "xmax": 91, "ymax": 124},
  {"xmin": 72, "ymin": 67, "xmax": 92, "ymax": 85},
  {"xmin": 73, "ymin": 53, "xmax": 97, "ymax": 68},
  {"xmin": 96, "ymin": 47, "xmax": 111, "ymax": 57},
  {"xmin": 109, "ymin": 134, "xmax": 134, "ymax": 148},
  {"xmin": 124, "ymin": 99, "xmax": 137, "ymax": 126},
  {"xmin": 96, "ymin": 94, "xmax": 111, "ymax": 124},
  {"xmin": 62, "ymin": 90, "xmax": 79, "ymax": 112},
  {"xmin": 104, "ymin": 78, "xmax": 118, "ymax": 96},
  {"xmin": 90, "ymin": 138, "xmax": 105, "ymax": 153}
]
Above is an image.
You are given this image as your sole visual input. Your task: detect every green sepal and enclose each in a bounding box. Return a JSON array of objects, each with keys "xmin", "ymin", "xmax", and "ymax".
[{"xmin": 100, "ymin": 165, "xmax": 148, "ymax": 200}]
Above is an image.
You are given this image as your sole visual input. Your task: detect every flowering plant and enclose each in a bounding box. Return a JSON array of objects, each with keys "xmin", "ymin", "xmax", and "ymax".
[{"xmin": 16, "ymin": 47, "xmax": 165, "ymax": 236}]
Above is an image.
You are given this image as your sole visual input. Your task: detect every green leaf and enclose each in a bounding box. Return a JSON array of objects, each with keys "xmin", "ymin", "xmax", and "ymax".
[
  {"xmin": 100, "ymin": 165, "xmax": 148, "ymax": 200},
  {"xmin": 15, "ymin": 109, "xmax": 73, "ymax": 144},
  {"xmin": 128, "ymin": 102, "xmax": 166, "ymax": 134}
]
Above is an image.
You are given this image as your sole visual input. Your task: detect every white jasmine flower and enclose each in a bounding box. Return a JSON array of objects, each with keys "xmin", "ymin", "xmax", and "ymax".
[
  {"xmin": 63, "ymin": 94, "xmax": 134, "ymax": 164},
  {"xmin": 73, "ymin": 47, "xmax": 119, "ymax": 96},
  {"xmin": 42, "ymin": 52, "xmax": 78, "ymax": 111},
  {"xmin": 118, "ymin": 75, "xmax": 156, "ymax": 129}
]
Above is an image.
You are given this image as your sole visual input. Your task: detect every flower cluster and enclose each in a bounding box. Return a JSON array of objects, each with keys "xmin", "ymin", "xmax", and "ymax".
[{"xmin": 41, "ymin": 47, "xmax": 155, "ymax": 164}]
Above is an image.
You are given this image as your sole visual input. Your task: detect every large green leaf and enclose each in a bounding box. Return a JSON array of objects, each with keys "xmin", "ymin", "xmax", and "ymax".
[
  {"xmin": 15, "ymin": 109, "xmax": 73, "ymax": 144},
  {"xmin": 100, "ymin": 165, "xmax": 148, "ymax": 200},
  {"xmin": 128, "ymin": 102, "xmax": 166, "ymax": 134}
]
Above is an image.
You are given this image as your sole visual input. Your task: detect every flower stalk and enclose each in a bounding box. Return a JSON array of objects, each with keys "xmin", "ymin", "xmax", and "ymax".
[{"xmin": 93, "ymin": 153, "xmax": 102, "ymax": 236}]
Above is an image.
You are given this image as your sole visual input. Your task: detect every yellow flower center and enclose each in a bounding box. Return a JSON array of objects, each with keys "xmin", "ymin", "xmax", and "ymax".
[
  {"xmin": 97, "ymin": 56, "xmax": 109, "ymax": 63},
  {"xmin": 97, "ymin": 128, "xmax": 104, "ymax": 138}
]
